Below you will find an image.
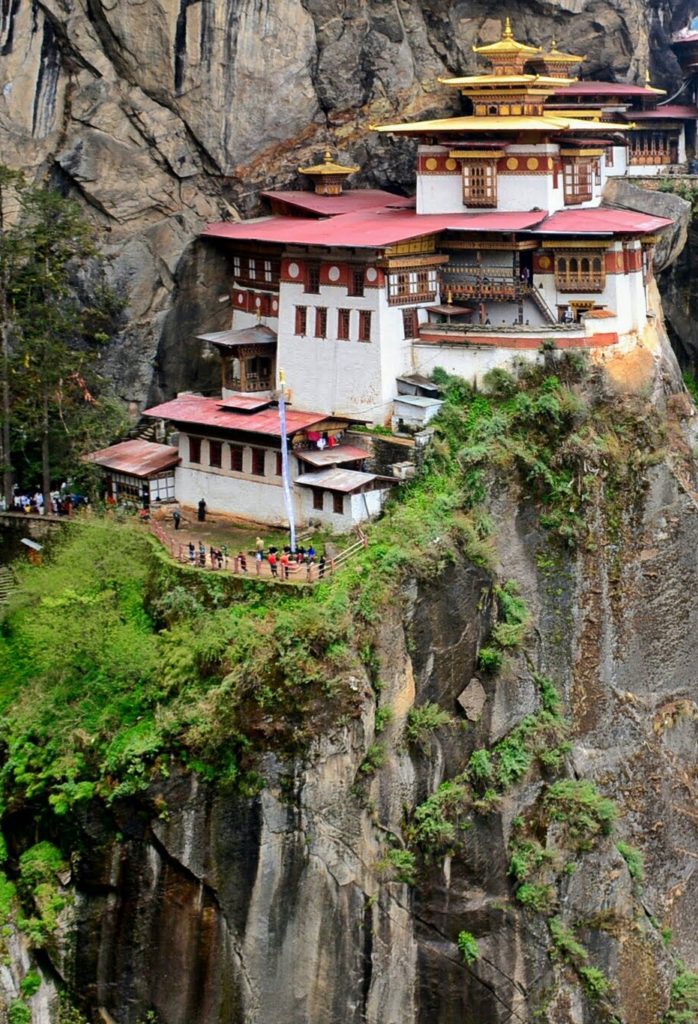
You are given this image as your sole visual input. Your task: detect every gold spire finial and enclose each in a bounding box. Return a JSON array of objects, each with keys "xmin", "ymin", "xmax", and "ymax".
[
  {"xmin": 645, "ymin": 68, "xmax": 652, "ymax": 85},
  {"xmin": 503, "ymin": 16, "xmax": 513, "ymax": 39},
  {"xmin": 447, "ymin": 288, "xmax": 453, "ymax": 305},
  {"xmin": 551, "ymin": 37, "xmax": 557, "ymax": 49},
  {"xmin": 323, "ymin": 149, "xmax": 333, "ymax": 163}
]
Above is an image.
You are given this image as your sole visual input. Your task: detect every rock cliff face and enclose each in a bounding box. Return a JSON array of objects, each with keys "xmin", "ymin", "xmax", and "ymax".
[{"xmin": 0, "ymin": 0, "xmax": 693, "ymax": 410}]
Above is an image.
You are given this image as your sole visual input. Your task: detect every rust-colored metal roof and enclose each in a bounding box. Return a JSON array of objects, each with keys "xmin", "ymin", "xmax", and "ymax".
[
  {"xmin": 262, "ymin": 190, "xmax": 414, "ymax": 217},
  {"xmin": 197, "ymin": 325, "xmax": 277, "ymax": 347},
  {"xmin": 296, "ymin": 445, "xmax": 369, "ymax": 467},
  {"xmin": 218, "ymin": 395, "xmax": 273, "ymax": 411},
  {"xmin": 628, "ymin": 105, "xmax": 698, "ymax": 119},
  {"xmin": 553, "ymin": 81, "xmax": 665, "ymax": 97},
  {"xmin": 83, "ymin": 439, "xmax": 180, "ymax": 477},
  {"xmin": 295, "ymin": 467, "xmax": 394, "ymax": 493},
  {"xmin": 144, "ymin": 395, "xmax": 331, "ymax": 437}
]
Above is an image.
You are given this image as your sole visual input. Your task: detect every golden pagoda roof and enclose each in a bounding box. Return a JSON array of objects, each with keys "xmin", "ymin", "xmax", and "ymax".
[
  {"xmin": 298, "ymin": 150, "xmax": 360, "ymax": 176},
  {"xmin": 537, "ymin": 39, "xmax": 586, "ymax": 63},
  {"xmin": 439, "ymin": 72, "xmax": 576, "ymax": 89},
  {"xmin": 372, "ymin": 113, "xmax": 632, "ymax": 134},
  {"xmin": 473, "ymin": 18, "xmax": 541, "ymax": 56}
]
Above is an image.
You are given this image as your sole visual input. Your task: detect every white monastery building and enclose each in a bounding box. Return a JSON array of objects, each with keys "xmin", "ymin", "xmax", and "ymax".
[{"xmin": 93, "ymin": 19, "xmax": 686, "ymax": 527}]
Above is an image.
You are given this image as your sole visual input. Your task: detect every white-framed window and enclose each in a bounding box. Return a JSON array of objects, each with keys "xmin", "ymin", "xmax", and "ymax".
[{"xmin": 462, "ymin": 162, "xmax": 497, "ymax": 208}]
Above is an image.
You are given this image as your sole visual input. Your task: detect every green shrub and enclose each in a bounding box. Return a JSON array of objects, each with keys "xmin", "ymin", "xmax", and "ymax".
[
  {"xmin": 579, "ymin": 965, "xmax": 610, "ymax": 1001},
  {"xmin": 378, "ymin": 848, "xmax": 417, "ymax": 885},
  {"xmin": 664, "ymin": 963, "xmax": 698, "ymax": 1023},
  {"xmin": 515, "ymin": 883, "xmax": 554, "ymax": 912},
  {"xmin": 468, "ymin": 748, "xmax": 493, "ymax": 782},
  {"xmin": 19, "ymin": 972, "xmax": 42, "ymax": 998},
  {"xmin": 360, "ymin": 743, "xmax": 387, "ymax": 775},
  {"xmin": 508, "ymin": 839, "xmax": 549, "ymax": 882},
  {"xmin": 478, "ymin": 646, "xmax": 503, "ymax": 673},
  {"xmin": 409, "ymin": 778, "xmax": 471, "ymax": 852},
  {"xmin": 534, "ymin": 673, "xmax": 563, "ymax": 717},
  {"xmin": 544, "ymin": 780, "xmax": 617, "ymax": 842},
  {"xmin": 457, "ymin": 930, "xmax": 480, "ymax": 965},
  {"xmin": 548, "ymin": 917, "xmax": 588, "ymax": 964},
  {"xmin": 8, "ymin": 1003, "xmax": 31, "ymax": 1024},
  {"xmin": 617, "ymin": 841, "xmax": 645, "ymax": 882},
  {"xmin": 495, "ymin": 735, "xmax": 532, "ymax": 788},
  {"xmin": 405, "ymin": 703, "xmax": 454, "ymax": 751},
  {"xmin": 374, "ymin": 706, "xmax": 394, "ymax": 734}
]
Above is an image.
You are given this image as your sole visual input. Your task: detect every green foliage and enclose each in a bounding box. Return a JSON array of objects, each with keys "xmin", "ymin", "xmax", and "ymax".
[
  {"xmin": 508, "ymin": 839, "xmax": 549, "ymax": 882},
  {"xmin": 359, "ymin": 743, "xmax": 386, "ymax": 775},
  {"xmin": 468, "ymin": 748, "xmax": 493, "ymax": 782},
  {"xmin": 8, "ymin": 1002, "xmax": 31, "ymax": 1024},
  {"xmin": 457, "ymin": 930, "xmax": 480, "ymax": 965},
  {"xmin": 544, "ymin": 780, "xmax": 617, "ymax": 844},
  {"xmin": 495, "ymin": 732, "xmax": 532, "ymax": 788},
  {"xmin": 374, "ymin": 706, "xmax": 394, "ymax": 735},
  {"xmin": 683, "ymin": 371, "xmax": 698, "ymax": 405},
  {"xmin": 664, "ymin": 963, "xmax": 698, "ymax": 1024},
  {"xmin": 378, "ymin": 848, "xmax": 417, "ymax": 885},
  {"xmin": 515, "ymin": 882, "xmax": 554, "ymax": 913},
  {"xmin": 17, "ymin": 842, "xmax": 68, "ymax": 947},
  {"xmin": 519, "ymin": 882, "xmax": 555, "ymax": 916},
  {"xmin": 405, "ymin": 702, "xmax": 454, "ymax": 751},
  {"xmin": 578, "ymin": 965, "xmax": 610, "ymax": 1001},
  {"xmin": 616, "ymin": 840, "xmax": 645, "ymax": 882},
  {"xmin": 534, "ymin": 673, "xmax": 563, "ymax": 717},
  {"xmin": 19, "ymin": 972, "xmax": 42, "ymax": 998},
  {"xmin": 548, "ymin": 917, "xmax": 588, "ymax": 964},
  {"xmin": 409, "ymin": 777, "xmax": 471, "ymax": 853},
  {"xmin": 492, "ymin": 580, "xmax": 530, "ymax": 648},
  {"xmin": 478, "ymin": 646, "xmax": 503, "ymax": 673}
]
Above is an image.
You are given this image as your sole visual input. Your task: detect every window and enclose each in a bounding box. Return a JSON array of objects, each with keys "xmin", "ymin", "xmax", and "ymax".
[
  {"xmin": 332, "ymin": 492, "xmax": 344, "ymax": 514},
  {"xmin": 295, "ymin": 306, "xmax": 307, "ymax": 335},
  {"xmin": 233, "ymin": 256, "xmax": 241, "ymax": 278},
  {"xmin": 312, "ymin": 488, "xmax": 323, "ymax": 511},
  {"xmin": 189, "ymin": 436, "xmax": 201, "ymax": 464},
  {"xmin": 554, "ymin": 252, "xmax": 605, "ymax": 292},
  {"xmin": 402, "ymin": 308, "xmax": 419, "ymax": 338},
  {"xmin": 264, "ymin": 259, "xmax": 273, "ymax": 282},
  {"xmin": 338, "ymin": 308, "xmax": 351, "ymax": 340},
  {"xmin": 230, "ymin": 445, "xmax": 244, "ymax": 472},
  {"xmin": 306, "ymin": 262, "xmax": 321, "ymax": 293},
  {"xmin": 315, "ymin": 307, "xmax": 328, "ymax": 338},
  {"xmin": 387, "ymin": 268, "xmax": 437, "ymax": 305},
  {"xmin": 349, "ymin": 269, "xmax": 365, "ymax": 296},
  {"xmin": 252, "ymin": 449, "xmax": 265, "ymax": 476},
  {"xmin": 248, "ymin": 257, "xmax": 256, "ymax": 280},
  {"xmin": 209, "ymin": 440, "xmax": 222, "ymax": 468},
  {"xmin": 358, "ymin": 310, "xmax": 372, "ymax": 342},
  {"xmin": 462, "ymin": 161, "xmax": 497, "ymax": 207},
  {"xmin": 275, "ymin": 452, "xmax": 283, "ymax": 476},
  {"xmin": 563, "ymin": 161, "xmax": 593, "ymax": 204}
]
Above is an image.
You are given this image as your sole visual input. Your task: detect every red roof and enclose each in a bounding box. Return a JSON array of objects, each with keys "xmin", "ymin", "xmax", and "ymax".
[
  {"xmin": 143, "ymin": 395, "xmax": 331, "ymax": 437},
  {"xmin": 83, "ymin": 439, "xmax": 180, "ymax": 477},
  {"xmin": 553, "ymin": 82, "xmax": 663, "ymax": 97},
  {"xmin": 203, "ymin": 209, "xmax": 550, "ymax": 248},
  {"xmin": 629, "ymin": 105, "xmax": 698, "ymax": 119},
  {"xmin": 262, "ymin": 190, "xmax": 414, "ymax": 217},
  {"xmin": 533, "ymin": 207, "xmax": 673, "ymax": 235}
]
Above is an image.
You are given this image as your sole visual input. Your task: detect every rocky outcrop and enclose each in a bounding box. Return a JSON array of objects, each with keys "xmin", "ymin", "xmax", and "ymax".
[{"xmin": 0, "ymin": 0, "xmax": 691, "ymax": 412}]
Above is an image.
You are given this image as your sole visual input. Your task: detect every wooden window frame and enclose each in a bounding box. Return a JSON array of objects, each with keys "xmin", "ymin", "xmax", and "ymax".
[
  {"xmin": 337, "ymin": 308, "xmax": 351, "ymax": 340},
  {"xmin": 332, "ymin": 492, "xmax": 344, "ymax": 514},
  {"xmin": 315, "ymin": 307, "xmax": 328, "ymax": 339},
  {"xmin": 189, "ymin": 436, "xmax": 201, "ymax": 464},
  {"xmin": 312, "ymin": 488, "xmax": 324, "ymax": 511},
  {"xmin": 305, "ymin": 262, "xmax": 321, "ymax": 294},
  {"xmin": 230, "ymin": 445, "xmax": 244, "ymax": 472},
  {"xmin": 349, "ymin": 269, "xmax": 365, "ymax": 297},
  {"xmin": 554, "ymin": 252, "xmax": 605, "ymax": 292},
  {"xmin": 462, "ymin": 161, "xmax": 497, "ymax": 208},
  {"xmin": 562, "ymin": 160, "xmax": 593, "ymax": 205},
  {"xmin": 209, "ymin": 440, "xmax": 222, "ymax": 468},
  {"xmin": 251, "ymin": 448, "xmax": 266, "ymax": 476},
  {"xmin": 358, "ymin": 310, "xmax": 372, "ymax": 342},
  {"xmin": 275, "ymin": 452, "xmax": 283, "ymax": 476},
  {"xmin": 295, "ymin": 305, "xmax": 307, "ymax": 335},
  {"xmin": 402, "ymin": 307, "xmax": 419, "ymax": 338}
]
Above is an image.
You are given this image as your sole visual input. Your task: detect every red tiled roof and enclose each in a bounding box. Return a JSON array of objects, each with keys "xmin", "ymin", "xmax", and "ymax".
[
  {"xmin": 628, "ymin": 105, "xmax": 698, "ymax": 119},
  {"xmin": 143, "ymin": 395, "xmax": 331, "ymax": 437},
  {"xmin": 83, "ymin": 439, "xmax": 180, "ymax": 477},
  {"xmin": 532, "ymin": 207, "xmax": 673, "ymax": 235},
  {"xmin": 262, "ymin": 189, "xmax": 414, "ymax": 216},
  {"xmin": 203, "ymin": 209, "xmax": 550, "ymax": 248}
]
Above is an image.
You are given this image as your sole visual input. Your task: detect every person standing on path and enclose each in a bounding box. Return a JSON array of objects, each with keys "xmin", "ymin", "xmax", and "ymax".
[
  {"xmin": 197, "ymin": 498, "xmax": 207, "ymax": 522},
  {"xmin": 173, "ymin": 509, "xmax": 181, "ymax": 530},
  {"xmin": 268, "ymin": 551, "xmax": 278, "ymax": 577}
]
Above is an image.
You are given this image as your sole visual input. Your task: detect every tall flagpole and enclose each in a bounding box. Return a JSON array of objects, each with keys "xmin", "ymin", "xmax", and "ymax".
[{"xmin": 278, "ymin": 368, "xmax": 296, "ymax": 552}]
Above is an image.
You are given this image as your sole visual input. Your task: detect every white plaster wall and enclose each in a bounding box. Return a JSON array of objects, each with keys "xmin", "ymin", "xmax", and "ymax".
[
  {"xmin": 376, "ymin": 291, "xmax": 422, "ymax": 424},
  {"xmin": 417, "ymin": 173, "xmax": 464, "ymax": 214},
  {"xmin": 413, "ymin": 342, "xmax": 541, "ymax": 385},
  {"xmin": 175, "ymin": 465, "xmax": 301, "ymax": 524},
  {"xmin": 300, "ymin": 486, "xmax": 384, "ymax": 529}
]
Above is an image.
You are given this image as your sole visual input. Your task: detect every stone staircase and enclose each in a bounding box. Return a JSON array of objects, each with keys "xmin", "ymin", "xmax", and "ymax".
[{"xmin": 0, "ymin": 564, "xmax": 16, "ymax": 607}]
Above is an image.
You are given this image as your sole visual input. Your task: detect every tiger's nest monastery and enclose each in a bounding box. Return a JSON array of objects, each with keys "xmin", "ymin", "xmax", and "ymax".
[{"xmin": 93, "ymin": 20, "xmax": 687, "ymax": 529}]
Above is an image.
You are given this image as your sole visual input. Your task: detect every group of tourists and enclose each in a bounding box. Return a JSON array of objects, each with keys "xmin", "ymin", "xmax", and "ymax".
[
  {"xmin": 180, "ymin": 533, "xmax": 326, "ymax": 581},
  {"xmin": 4, "ymin": 488, "xmax": 82, "ymax": 516}
]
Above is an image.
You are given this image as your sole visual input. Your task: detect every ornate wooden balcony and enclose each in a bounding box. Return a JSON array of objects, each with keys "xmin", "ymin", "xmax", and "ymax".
[{"xmin": 555, "ymin": 275, "xmax": 605, "ymax": 293}]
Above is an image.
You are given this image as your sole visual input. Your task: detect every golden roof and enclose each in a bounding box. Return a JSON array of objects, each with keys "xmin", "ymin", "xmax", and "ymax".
[
  {"xmin": 644, "ymin": 69, "xmax": 665, "ymax": 93},
  {"xmin": 439, "ymin": 72, "xmax": 576, "ymax": 89},
  {"xmin": 473, "ymin": 18, "xmax": 541, "ymax": 56},
  {"xmin": 298, "ymin": 150, "xmax": 360, "ymax": 176},
  {"xmin": 537, "ymin": 39, "xmax": 586, "ymax": 63},
  {"xmin": 372, "ymin": 113, "xmax": 632, "ymax": 134}
]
